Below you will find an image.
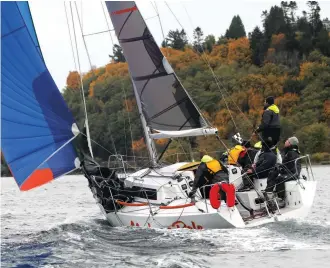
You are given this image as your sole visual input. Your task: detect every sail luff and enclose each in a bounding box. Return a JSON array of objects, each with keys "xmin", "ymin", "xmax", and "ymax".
[{"xmin": 16, "ymin": 2, "xmax": 44, "ymax": 62}]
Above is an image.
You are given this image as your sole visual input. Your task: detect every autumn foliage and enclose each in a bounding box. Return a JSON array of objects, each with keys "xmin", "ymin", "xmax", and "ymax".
[
  {"xmin": 132, "ymin": 138, "xmax": 146, "ymax": 151},
  {"xmin": 66, "ymin": 71, "xmax": 81, "ymax": 90},
  {"xmin": 227, "ymin": 37, "xmax": 251, "ymax": 65}
]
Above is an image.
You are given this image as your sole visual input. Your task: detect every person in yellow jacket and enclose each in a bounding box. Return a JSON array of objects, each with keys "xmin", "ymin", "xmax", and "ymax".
[
  {"xmin": 227, "ymin": 144, "xmax": 246, "ymax": 165},
  {"xmin": 188, "ymin": 155, "xmax": 228, "ymax": 199},
  {"xmin": 222, "ymin": 133, "xmax": 249, "ymax": 167}
]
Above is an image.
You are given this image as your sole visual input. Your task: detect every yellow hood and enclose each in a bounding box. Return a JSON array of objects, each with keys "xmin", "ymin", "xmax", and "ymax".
[{"xmin": 267, "ymin": 104, "xmax": 279, "ymax": 114}]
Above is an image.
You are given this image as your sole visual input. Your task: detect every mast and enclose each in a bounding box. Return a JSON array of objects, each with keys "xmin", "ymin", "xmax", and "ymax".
[{"xmin": 131, "ymin": 82, "xmax": 158, "ymax": 165}]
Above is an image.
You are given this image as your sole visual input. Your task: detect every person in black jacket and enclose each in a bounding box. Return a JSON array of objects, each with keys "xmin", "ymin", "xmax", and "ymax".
[
  {"xmin": 237, "ymin": 141, "xmax": 259, "ymax": 170},
  {"xmin": 240, "ymin": 138, "xmax": 277, "ymax": 189},
  {"xmin": 256, "ymin": 96, "xmax": 281, "ymax": 147},
  {"xmin": 281, "ymin": 137, "xmax": 301, "ymax": 176},
  {"xmin": 246, "ymin": 146, "xmax": 277, "ymax": 178},
  {"xmin": 266, "ymin": 137, "xmax": 301, "ymax": 198}
]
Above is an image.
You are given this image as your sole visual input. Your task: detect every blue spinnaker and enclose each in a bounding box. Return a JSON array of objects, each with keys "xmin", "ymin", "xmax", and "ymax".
[{"xmin": 1, "ymin": 1, "xmax": 79, "ymax": 191}]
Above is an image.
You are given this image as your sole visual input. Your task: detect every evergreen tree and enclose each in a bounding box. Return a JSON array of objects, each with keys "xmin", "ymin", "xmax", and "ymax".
[
  {"xmin": 315, "ymin": 28, "xmax": 330, "ymax": 56},
  {"xmin": 297, "ymin": 15, "xmax": 313, "ymax": 56},
  {"xmin": 263, "ymin": 6, "xmax": 288, "ymax": 38},
  {"xmin": 281, "ymin": 1, "xmax": 298, "ymax": 25},
  {"xmin": 161, "ymin": 39, "xmax": 168, "ymax": 48},
  {"xmin": 307, "ymin": 1, "xmax": 323, "ymax": 37},
  {"xmin": 225, "ymin": 15, "xmax": 246, "ymax": 39},
  {"xmin": 249, "ymin": 26, "xmax": 264, "ymax": 66},
  {"xmin": 110, "ymin": 44, "xmax": 126, "ymax": 63},
  {"xmin": 166, "ymin": 29, "xmax": 188, "ymax": 51},
  {"xmin": 262, "ymin": 5, "xmax": 289, "ymax": 58},
  {"xmin": 193, "ymin": 27, "xmax": 204, "ymax": 53},
  {"xmin": 280, "ymin": 2, "xmax": 299, "ymax": 52},
  {"xmin": 204, "ymin": 34, "xmax": 216, "ymax": 52}
]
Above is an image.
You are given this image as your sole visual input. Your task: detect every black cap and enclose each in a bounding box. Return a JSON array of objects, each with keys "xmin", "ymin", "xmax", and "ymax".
[
  {"xmin": 242, "ymin": 140, "xmax": 251, "ymax": 148},
  {"xmin": 266, "ymin": 96, "xmax": 274, "ymax": 105}
]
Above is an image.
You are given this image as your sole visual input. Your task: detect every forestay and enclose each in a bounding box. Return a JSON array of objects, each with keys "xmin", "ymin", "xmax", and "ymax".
[
  {"xmin": 1, "ymin": 2, "xmax": 79, "ymax": 191},
  {"xmin": 106, "ymin": 1, "xmax": 217, "ymax": 138}
]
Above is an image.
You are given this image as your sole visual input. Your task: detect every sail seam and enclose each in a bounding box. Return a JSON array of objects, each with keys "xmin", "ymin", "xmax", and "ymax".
[
  {"xmin": 148, "ymin": 96, "xmax": 190, "ymax": 120},
  {"xmin": 139, "ymin": 69, "xmax": 158, "ymax": 97},
  {"xmin": 7, "ymin": 136, "xmax": 72, "ymax": 166},
  {"xmin": 118, "ymin": 9, "xmax": 135, "ymax": 38},
  {"xmin": 1, "ymin": 25, "xmax": 25, "ymax": 38}
]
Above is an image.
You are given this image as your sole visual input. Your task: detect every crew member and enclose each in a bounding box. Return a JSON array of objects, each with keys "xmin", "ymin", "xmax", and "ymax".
[
  {"xmin": 188, "ymin": 155, "xmax": 228, "ymax": 199},
  {"xmin": 256, "ymin": 96, "xmax": 281, "ymax": 147},
  {"xmin": 267, "ymin": 137, "xmax": 301, "ymax": 198},
  {"xmin": 245, "ymin": 138, "xmax": 277, "ymax": 184}
]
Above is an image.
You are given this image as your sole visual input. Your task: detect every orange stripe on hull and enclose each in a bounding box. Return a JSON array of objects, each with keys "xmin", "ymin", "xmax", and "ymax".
[
  {"xmin": 112, "ymin": 6, "xmax": 137, "ymax": 15},
  {"xmin": 20, "ymin": 168, "xmax": 54, "ymax": 191},
  {"xmin": 116, "ymin": 200, "xmax": 148, "ymax": 207},
  {"xmin": 159, "ymin": 203, "xmax": 194, "ymax": 209}
]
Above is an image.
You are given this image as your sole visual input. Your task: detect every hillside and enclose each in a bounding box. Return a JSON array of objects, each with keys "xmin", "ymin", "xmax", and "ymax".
[{"xmin": 2, "ymin": 1, "xmax": 330, "ymax": 176}]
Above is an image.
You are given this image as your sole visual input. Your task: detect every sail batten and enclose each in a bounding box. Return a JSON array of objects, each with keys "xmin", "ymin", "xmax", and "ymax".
[
  {"xmin": 106, "ymin": 1, "xmax": 210, "ymax": 134},
  {"xmin": 1, "ymin": 2, "xmax": 79, "ymax": 191}
]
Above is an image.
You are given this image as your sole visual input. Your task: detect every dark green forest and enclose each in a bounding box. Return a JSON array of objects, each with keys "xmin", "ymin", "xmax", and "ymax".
[{"xmin": 2, "ymin": 1, "xmax": 330, "ymax": 176}]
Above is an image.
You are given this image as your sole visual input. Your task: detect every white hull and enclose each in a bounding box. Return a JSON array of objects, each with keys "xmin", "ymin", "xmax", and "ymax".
[{"xmin": 91, "ymin": 161, "xmax": 317, "ymax": 230}]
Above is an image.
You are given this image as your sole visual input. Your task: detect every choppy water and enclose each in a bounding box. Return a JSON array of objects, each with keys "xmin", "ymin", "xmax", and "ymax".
[{"xmin": 1, "ymin": 166, "xmax": 330, "ymax": 268}]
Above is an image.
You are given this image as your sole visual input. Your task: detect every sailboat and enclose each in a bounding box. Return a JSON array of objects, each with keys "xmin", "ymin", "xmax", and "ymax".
[{"xmin": 1, "ymin": 1, "xmax": 317, "ymax": 229}]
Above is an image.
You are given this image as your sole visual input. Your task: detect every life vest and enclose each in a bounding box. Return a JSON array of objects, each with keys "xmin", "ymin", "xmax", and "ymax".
[
  {"xmin": 228, "ymin": 145, "xmax": 246, "ymax": 165},
  {"xmin": 205, "ymin": 159, "xmax": 222, "ymax": 173}
]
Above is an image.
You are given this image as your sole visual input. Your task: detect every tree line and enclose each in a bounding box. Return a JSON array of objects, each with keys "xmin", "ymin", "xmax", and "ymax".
[{"xmin": 2, "ymin": 1, "xmax": 330, "ymax": 176}]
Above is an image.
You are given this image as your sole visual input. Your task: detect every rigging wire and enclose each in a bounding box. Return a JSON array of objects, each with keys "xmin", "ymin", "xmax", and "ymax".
[
  {"xmin": 122, "ymin": 109, "xmax": 129, "ymax": 158},
  {"xmin": 151, "ymin": 1, "xmax": 168, "ymax": 57},
  {"xmin": 74, "ymin": 2, "xmax": 123, "ymax": 158},
  {"xmin": 122, "ymin": 85, "xmax": 137, "ymax": 167},
  {"xmin": 64, "ymin": 2, "xmax": 78, "ymax": 71},
  {"xmin": 83, "ymin": 29, "xmax": 114, "ymax": 37},
  {"xmin": 160, "ymin": 8, "xmax": 211, "ymax": 129},
  {"xmin": 80, "ymin": 132, "xmax": 114, "ymax": 156},
  {"xmin": 69, "ymin": 2, "xmax": 94, "ymax": 158},
  {"xmin": 101, "ymin": 1, "xmax": 115, "ymax": 48},
  {"xmin": 80, "ymin": 1, "xmax": 83, "ymax": 34},
  {"xmin": 165, "ymin": 1, "xmax": 238, "ymax": 132},
  {"xmin": 74, "ymin": 2, "xmax": 94, "ymax": 70}
]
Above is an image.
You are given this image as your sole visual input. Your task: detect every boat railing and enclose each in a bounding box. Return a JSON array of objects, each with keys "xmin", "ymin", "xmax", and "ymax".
[
  {"xmin": 197, "ymin": 154, "xmax": 314, "ymax": 213},
  {"xmin": 162, "ymin": 150, "xmax": 224, "ymax": 163},
  {"xmin": 107, "ymin": 154, "xmax": 153, "ymax": 179},
  {"xmin": 105, "ymin": 151, "xmax": 225, "ymax": 178},
  {"xmin": 292, "ymin": 154, "xmax": 315, "ymax": 181}
]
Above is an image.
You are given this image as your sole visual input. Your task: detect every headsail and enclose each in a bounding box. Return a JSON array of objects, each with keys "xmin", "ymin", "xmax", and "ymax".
[
  {"xmin": 1, "ymin": 2, "xmax": 79, "ymax": 191},
  {"xmin": 105, "ymin": 1, "xmax": 217, "ymax": 137}
]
